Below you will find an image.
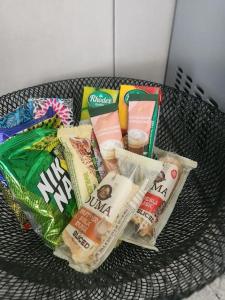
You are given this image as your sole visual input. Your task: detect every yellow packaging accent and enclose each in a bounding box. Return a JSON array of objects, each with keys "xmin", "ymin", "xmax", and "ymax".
[
  {"xmin": 118, "ymin": 85, "xmax": 135, "ymax": 135},
  {"xmin": 80, "ymin": 87, "xmax": 119, "ymax": 123}
]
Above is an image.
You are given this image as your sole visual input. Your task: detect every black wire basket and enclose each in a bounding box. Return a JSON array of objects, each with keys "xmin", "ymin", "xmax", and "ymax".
[{"xmin": 0, "ymin": 77, "xmax": 225, "ymax": 300}]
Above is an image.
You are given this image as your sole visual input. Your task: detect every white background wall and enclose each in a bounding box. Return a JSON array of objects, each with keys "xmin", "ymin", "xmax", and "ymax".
[
  {"xmin": 115, "ymin": 0, "xmax": 175, "ymax": 82},
  {"xmin": 0, "ymin": 0, "xmax": 175, "ymax": 96}
]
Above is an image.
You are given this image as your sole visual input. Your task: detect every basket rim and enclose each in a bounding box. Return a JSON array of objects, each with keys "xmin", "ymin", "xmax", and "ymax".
[
  {"xmin": 0, "ymin": 76, "xmax": 223, "ymax": 116},
  {"xmin": 0, "ymin": 76, "xmax": 225, "ymax": 297}
]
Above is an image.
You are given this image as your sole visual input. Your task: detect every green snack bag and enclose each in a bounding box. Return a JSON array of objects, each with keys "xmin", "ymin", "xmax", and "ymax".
[
  {"xmin": 0, "ymin": 114, "xmax": 63, "ymax": 231},
  {"xmin": 80, "ymin": 86, "xmax": 119, "ymax": 123},
  {"xmin": 0, "ymin": 182, "xmax": 31, "ymax": 230},
  {"xmin": 0, "ymin": 128, "xmax": 77, "ymax": 248}
]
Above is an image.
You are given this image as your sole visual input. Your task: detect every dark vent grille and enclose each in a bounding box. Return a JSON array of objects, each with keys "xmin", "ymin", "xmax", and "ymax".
[
  {"xmin": 176, "ymin": 72, "xmax": 182, "ymax": 80},
  {"xmin": 186, "ymin": 75, "xmax": 193, "ymax": 83},
  {"xmin": 184, "ymin": 87, "xmax": 189, "ymax": 94},
  {"xmin": 194, "ymin": 91, "xmax": 202, "ymax": 99},
  {"xmin": 196, "ymin": 85, "xmax": 204, "ymax": 95},
  {"xmin": 175, "ymin": 83, "xmax": 180, "ymax": 90},
  {"xmin": 185, "ymin": 81, "xmax": 191, "ymax": 90},
  {"xmin": 176, "ymin": 78, "xmax": 181, "ymax": 85},
  {"xmin": 174, "ymin": 66, "xmax": 217, "ymax": 108}
]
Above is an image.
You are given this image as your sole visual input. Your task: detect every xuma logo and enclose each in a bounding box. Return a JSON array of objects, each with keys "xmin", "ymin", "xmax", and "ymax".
[
  {"xmin": 85, "ymin": 195, "xmax": 112, "ymax": 217},
  {"xmin": 88, "ymin": 91, "xmax": 113, "ymax": 106},
  {"xmin": 37, "ymin": 157, "xmax": 72, "ymax": 212},
  {"xmin": 151, "ymin": 181, "xmax": 168, "ymax": 198}
]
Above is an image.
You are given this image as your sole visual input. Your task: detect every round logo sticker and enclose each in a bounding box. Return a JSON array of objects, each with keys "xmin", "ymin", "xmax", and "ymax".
[
  {"xmin": 171, "ymin": 169, "xmax": 177, "ymax": 179},
  {"xmin": 88, "ymin": 91, "xmax": 113, "ymax": 107},
  {"xmin": 124, "ymin": 89, "xmax": 148, "ymax": 104}
]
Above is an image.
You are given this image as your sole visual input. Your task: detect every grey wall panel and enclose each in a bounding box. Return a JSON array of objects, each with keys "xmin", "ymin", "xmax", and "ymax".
[{"xmin": 166, "ymin": 0, "xmax": 225, "ymax": 111}]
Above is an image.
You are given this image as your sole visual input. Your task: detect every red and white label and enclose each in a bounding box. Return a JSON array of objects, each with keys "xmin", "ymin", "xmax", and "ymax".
[
  {"xmin": 139, "ymin": 192, "xmax": 163, "ymax": 214},
  {"xmin": 135, "ymin": 162, "xmax": 179, "ymax": 225}
]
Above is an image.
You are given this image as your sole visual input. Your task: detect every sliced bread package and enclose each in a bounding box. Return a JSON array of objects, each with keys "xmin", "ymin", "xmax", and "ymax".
[
  {"xmin": 54, "ymin": 148, "xmax": 162, "ymax": 273},
  {"xmin": 122, "ymin": 147, "xmax": 197, "ymax": 250}
]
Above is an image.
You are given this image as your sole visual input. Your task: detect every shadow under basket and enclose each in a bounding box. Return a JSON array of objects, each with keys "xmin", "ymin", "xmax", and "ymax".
[{"xmin": 0, "ymin": 77, "xmax": 225, "ymax": 300}]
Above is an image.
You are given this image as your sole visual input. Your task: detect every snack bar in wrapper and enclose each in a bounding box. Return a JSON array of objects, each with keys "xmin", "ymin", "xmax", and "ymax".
[
  {"xmin": 89, "ymin": 103, "xmax": 123, "ymax": 173},
  {"xmin": 91, "ymin": 131, "xmax": 107, "ymax": 180},
  {"xmin": 122, "ymin": 147, "xmax": 197, "ymax": 250},
  {"xmin": 54, "ymin": 148, "xmax": 162, "ymax": 273},
  {"xmin": 128, "ymin": 93, "xmax": 158, "ymax": 156},
  {"xmin": 118, "ymin": 85, "xmax": 162, "ymax": 138},
  {"xmin": 80, "ymin": 87, "xmax": 119, "ymax": 124},
  {"xmin": 58, "ymin": 125, "xmax": 99, "ymax": 208},
  {"xmin": 0, "ymin": 128, "xmax": 78, "ymax": 248}
]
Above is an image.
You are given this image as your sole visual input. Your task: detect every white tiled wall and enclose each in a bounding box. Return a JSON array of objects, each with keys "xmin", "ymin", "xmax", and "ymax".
[
  {"xmin": 0, "ymin": 0, "xmax": 175, "ymax": 95},
  {"xmin": 0, "ymin": 0, "xmax": 114, "ymax": 95},
  {"xmin": 115, "ymin": 0, "xmax": 176, "ymax": 83}
]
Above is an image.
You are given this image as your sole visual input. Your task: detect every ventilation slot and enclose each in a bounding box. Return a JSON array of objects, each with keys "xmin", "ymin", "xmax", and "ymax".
[
  {"xmin": 178, "ymin": 67, "xmax": 183, "ymax": 73},
  {"xmin": 186, "ymin": 75, "xmax": 193, "ymax": 83},
  {"xmin": 185, "ymin": 81, "xmax": 191, "ymax": 89},
  {"xmin": 173, "ymin": 67, "xmax": 218, "ymax": 108},
  {"xmin": 184, "ymin": 87, "xmax": 190, "ymax": 94},
  {"xmin": 207, "ymin": 97, "xmax": 218, "ymax": 108},
  {"xmin": 176, "ymin": 78, "xmax": 181, "ymax": 85},
  {"xmin": 174, "ymin": 66, "xmax": 184, "ymax": 89},
  {"xmin": 193, "ymin": 84, "xmax": 205, "ymax": 100},
  {"xmin": 175, "ymin": 83, "xmax": 180, "ymax": 90},
  {"xmin": 194, "ymin": 92, "xmax": 202, "ymax": 99},
  {"xmin": 176, "ymin": 72, "xmax": 182, "ymax": 80},
  {"xmin": 196, "ymin": 85, "xmax": 204, "ymax": 95}
]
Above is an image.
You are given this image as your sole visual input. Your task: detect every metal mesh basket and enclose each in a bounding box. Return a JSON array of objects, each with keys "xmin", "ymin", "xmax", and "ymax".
[{"xmin": 0, "ymin": 77, "xmax": 225, "ymax": 300}]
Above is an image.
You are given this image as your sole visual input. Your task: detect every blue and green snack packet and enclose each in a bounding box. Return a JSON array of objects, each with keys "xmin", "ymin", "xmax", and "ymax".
[
  {"xmin": 0, "ymin": 107, "xmax": 55, "ymax": 143},
  {"xmin": 0, "ymin": 102, "xmax": 33, "ymax": 128},
  {"xmin": 0, "ymin": 106, "xmax": 59, "ymax": 187}
]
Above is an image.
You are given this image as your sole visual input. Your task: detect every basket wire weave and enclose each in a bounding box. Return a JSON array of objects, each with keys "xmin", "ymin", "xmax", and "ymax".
[{"xmin": 0, "ymin": 77, "xmax": 225, "ymax": 300}]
